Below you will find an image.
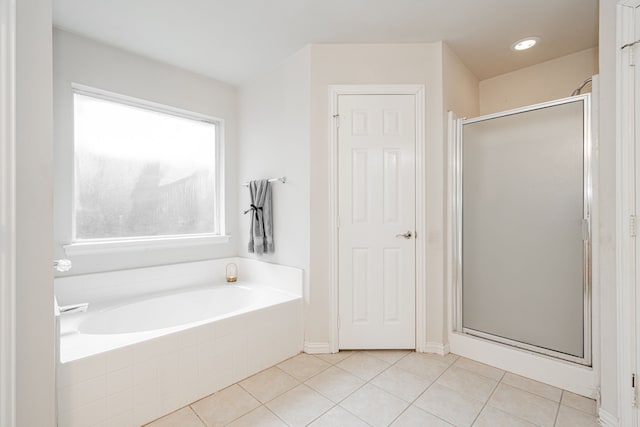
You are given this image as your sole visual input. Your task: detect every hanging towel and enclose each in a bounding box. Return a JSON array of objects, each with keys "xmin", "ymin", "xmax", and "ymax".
[{"xmin": 244, "ymin": 179, "xmax": 274, "ymax": 254}]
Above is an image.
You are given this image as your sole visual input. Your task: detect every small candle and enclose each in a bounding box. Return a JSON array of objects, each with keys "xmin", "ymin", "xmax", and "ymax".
[{"xmin": 226, "ymin": 263, "xmax": 238, "ymax": 282}]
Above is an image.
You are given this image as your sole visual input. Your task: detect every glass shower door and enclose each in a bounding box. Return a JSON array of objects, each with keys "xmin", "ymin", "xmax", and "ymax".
[{"xmin": 457, "ymin": 96, "xmax": 591, "ymax": 365}]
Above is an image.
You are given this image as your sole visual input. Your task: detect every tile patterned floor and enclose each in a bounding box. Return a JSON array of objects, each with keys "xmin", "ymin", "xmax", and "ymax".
[{"xmin": 144, "ymin": 351, "xmax": 599, "ymax": 427}]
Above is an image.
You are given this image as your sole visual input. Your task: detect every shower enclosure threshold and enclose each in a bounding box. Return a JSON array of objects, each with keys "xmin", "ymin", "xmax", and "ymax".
[{"xmin": 462, "ymin": 327, "xmax": 590, "ymax": 366}]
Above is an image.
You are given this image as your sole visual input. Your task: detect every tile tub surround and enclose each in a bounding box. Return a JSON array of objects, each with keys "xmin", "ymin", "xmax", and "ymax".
[
  {"xmin": 55, "ymin": 258, "xmax": 303, "ymax": 427},
  {"xmin": 146, "ymin": 351, "xmax": 599, "ymax": 427}
]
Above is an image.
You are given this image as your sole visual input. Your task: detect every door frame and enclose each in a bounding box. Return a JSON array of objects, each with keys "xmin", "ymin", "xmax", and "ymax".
[
  {"xmin": 0, "ymin": 0, "xmax": 17, "ymax": 425},
  {"xmin": 328, "ymin": 84, "xmax": 426, "ymax": 352},
  {"xmin": 617, "ymin": 1, "xmax": 640, "ymax": 426}
]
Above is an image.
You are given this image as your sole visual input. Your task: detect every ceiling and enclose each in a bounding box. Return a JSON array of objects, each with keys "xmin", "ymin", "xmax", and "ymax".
[{"xmin": 53, "ymin": 0, "xmax": 599, "ymax": 86}]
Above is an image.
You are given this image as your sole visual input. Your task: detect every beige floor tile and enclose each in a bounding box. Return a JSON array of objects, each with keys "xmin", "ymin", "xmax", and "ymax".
[
  {"xmin": 340, "ymin": 383, "xmax": 409, "ymax": 427},
  {"xmin": 239, "ymin": 367, "xmax": 299, "ymax": 403},
  {"xmin": 304, "ymin": 366, "xmax": 366, "ymax": 402},
  {"xmin": 391, "ymin": 405, "xmax": 453, "ymax": 426},
  {"xmin": 413, "ymin": 383, "xmax": 485, "ymax": 427},
  {"xmin": 225, "ymin": 406, "xmax": 287, "ymax": 427},
  {"xmin": 422, "ymin": 352, "xmax": 459, "ymax": 366},
  {"xmin": 560, "ymin": 391, "xmax": 597, "ymax": 415},
  {"xmin": 308, "ymin": 406, "xmax": 370, "ymax": 427},
  {"xmin": 371, "ymin": 365, "xmax": 432, "ymax": 402},
  {"xmin": 453, "ymin": 357, "xmax": 505, "ymax": 381},
  {"xmin": 148, "ymin": 351, "xmax": 597, "ymax": 427},
  {"xmin": 314, "ymin": 351, "xmax": 354, "ymax": 365},
  {"xmin": 555, "ymin": 405, "xmax": 600, "ymax": 427},
  {"xmin": 191, "ymin": 384, "xmax": 261, "ymax": 427},
  {"xmin": 435, "ymin": 366, "xmax": 498, "ymax": 403},
  {"xmin": 265, "ymin": 384, "xmax": 333, "ymax": 426},
  {"xmin": 336, "ymin": 352, "xmax": 390, "ymax": 381},
  {"xmin": 394, "ymin": 352, "xmax": 450, "ymax": 381},
  {"xmin": 364, "ymin": 350, "xmax": 411, "ymax": 364},
  {"xmin": 144, "ymin": 407, "xmax": 205, "ymax": 427},
  {"xmin": 473, "ymin": 406, "xmax": 537, "ymax": 427},
  {"xmin": 501, "ymin": 372, "xmax": 562, "ymax": 402},
  {"xmin": 487, "ymin": 383, "xmax": 558, "ymax": 427},
  {"xmin": 277, "ymin": 353, "xmax": 331, "ymax": 381}
]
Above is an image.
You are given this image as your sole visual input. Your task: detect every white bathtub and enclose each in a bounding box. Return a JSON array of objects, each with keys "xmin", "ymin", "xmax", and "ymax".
[
  {"xmin": 55, "ymin": 258, "xmax": 303, "ymax": 427},
  {"xmin": 79, "ymin": 284, "xmax": 285, "ymax": 335}
]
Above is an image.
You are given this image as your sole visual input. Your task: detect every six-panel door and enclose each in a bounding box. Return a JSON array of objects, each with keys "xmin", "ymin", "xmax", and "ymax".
[{"xmin": 337, "ymin": 94, "xmax": 416, "ymax": 349}]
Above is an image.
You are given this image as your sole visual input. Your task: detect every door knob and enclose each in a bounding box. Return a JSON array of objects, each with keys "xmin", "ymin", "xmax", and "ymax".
[{"xmin": 395, "ymin": 231, "xmax": 412, "ymax": 239}]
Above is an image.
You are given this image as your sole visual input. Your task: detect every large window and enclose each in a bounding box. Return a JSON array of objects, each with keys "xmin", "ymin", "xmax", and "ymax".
[{"xmin": 72, "ymin": 89, "xmax": 222, "ymax": 245}]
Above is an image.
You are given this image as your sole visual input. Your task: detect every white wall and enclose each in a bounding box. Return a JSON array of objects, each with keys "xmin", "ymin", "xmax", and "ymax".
[
  {"xmin": 597, "ymin": 0, "xmax": 617, "ymax": 420},
  {"xmin": 53, "ymin": 29, "xmax": 238, "ymax": 275},
  {"xmin": 307, "ymin": 43, "xmax": 446, "ymax": 350},
  {"xmin": 479, "ymin": 48, "xmax": 598, "ymax": 115},
  {"xmin": 16, "ymin": 0, "xmax": 56, "ymax": 426},
  {"xmin": 443, "ymin": 44, "xmax": 480, "ymax": 119},
  {"xmin": 237, "ymin": 47, "xmax": 311, "ymax": 278}
]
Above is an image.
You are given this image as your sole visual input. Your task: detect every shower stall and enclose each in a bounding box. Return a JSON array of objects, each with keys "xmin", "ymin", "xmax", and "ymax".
[{"xmin": 452, "ymin": 94, "xmax": 592, "ymax": 366}]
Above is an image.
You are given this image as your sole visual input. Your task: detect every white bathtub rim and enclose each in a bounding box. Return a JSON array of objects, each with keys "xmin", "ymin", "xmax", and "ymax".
[
  {"xmin": 59, "ymin": 281, "xmax": 297, "ymax": 332},
  {"xmin": 55, "ymin": 257, "xmax": 303, "ymax": 308},
  {"xmin": 58, "ymin": 282, "xmax": 300, "ymax": 364}
]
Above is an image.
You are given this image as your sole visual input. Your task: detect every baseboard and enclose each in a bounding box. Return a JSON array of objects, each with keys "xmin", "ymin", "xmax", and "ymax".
[
  {"xmin": 423, "ymin": 342, "xmax": 450, "ymax": 356},
  {"xmin": 303, "ymin": 342, "xmax": 332, "ymax": 354},
  {"xmin": 306, "ymin": 341, "xmax": 446, "ymax": 354},
  {"xmin": 598, "ymin": 408, "xmax": 618, "ymax": 427}
]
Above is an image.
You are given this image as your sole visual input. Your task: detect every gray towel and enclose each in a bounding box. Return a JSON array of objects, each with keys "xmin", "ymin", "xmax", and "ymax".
[{"xmin": 245, "ymin": 179, "xmax": 274, "ymax": 254}]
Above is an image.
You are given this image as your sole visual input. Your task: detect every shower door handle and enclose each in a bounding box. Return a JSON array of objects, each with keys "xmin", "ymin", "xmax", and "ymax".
[{"xmin": 396, "ymin": 231, "xmax": 413, "ymax": 239}]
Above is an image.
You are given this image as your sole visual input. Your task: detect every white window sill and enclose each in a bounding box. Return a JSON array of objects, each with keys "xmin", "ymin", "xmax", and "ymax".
[{"xmin": 63, "ymin": 234, "xmax": 231, "ymax": 256}]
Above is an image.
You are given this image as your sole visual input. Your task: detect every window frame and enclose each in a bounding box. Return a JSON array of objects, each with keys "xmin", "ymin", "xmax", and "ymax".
[{"xmin": 63, "ymin": 84, "xmax": 228, "ymax": 256}]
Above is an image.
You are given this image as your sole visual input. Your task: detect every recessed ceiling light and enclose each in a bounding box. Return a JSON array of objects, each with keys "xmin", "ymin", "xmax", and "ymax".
[{"xmin": 511, "ymin": 37, "xmax": 541, "ymax": 51}]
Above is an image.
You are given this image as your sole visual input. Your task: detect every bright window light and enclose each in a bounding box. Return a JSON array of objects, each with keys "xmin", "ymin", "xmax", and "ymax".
[{"xmin": 73, "ymin": 91, "xmax": 220, "ymax": 241}]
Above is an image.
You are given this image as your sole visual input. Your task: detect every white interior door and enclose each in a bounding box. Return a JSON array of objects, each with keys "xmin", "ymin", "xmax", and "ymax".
[{"xmin": 338, "ymin": 94, "xmax": 416, "ymax": 349}]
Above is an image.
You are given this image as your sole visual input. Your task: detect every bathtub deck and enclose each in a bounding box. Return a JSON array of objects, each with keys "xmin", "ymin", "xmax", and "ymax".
[{"xmin": 145, "ymin": 350, "xmax": 599, "ymax": 427}]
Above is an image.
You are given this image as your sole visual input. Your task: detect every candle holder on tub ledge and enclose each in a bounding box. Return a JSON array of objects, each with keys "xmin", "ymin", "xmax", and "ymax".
[{"xmin": 226, "ymin": 263, "xmax": 238, "ymax": 283}]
